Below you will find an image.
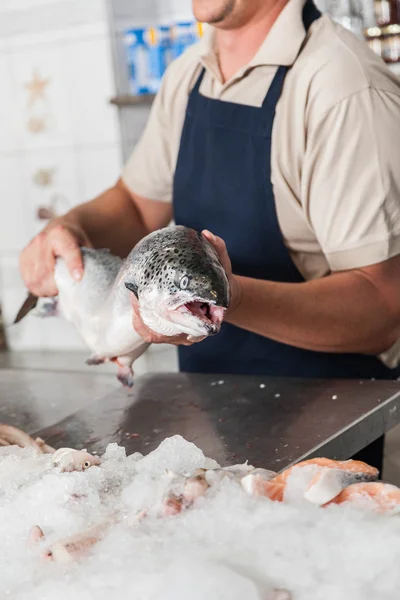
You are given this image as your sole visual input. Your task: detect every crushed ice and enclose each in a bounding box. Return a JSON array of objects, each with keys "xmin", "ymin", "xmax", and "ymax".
[{"xmin": 1, "ymin": 435, "xmax": 400, "ymax": 599}]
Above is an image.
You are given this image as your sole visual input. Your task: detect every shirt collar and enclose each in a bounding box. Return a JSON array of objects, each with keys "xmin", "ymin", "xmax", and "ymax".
[{"xmin": 198, "ymin": 0, "xmax": 309, "ymax": 70}]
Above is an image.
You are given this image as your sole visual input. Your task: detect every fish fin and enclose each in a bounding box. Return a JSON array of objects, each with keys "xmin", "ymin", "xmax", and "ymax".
[
  {"xmin": 85, "ymin": 354, "xmax": 106, "ymax": 366},
  {"xmin": 35, "ymin": 297, "xmax": 59, "ymax": 318},
  {"xmin": 13, "ymin": 294, "xmax": 59, "ymax": 324},
  {"xmin": 34, "ymin": 437, "xmax": 55, "ymax": 454},
  {"xmin": 111, "ymin": 356, "xmax": 134, "ymax": 388},
  {"xmin": 13, "ymin": 292, "xmax": 38, "ymax": 323},
  {"xmin": 116, "ymin": 367, "xmax": 134, "ymax": 388},
  {"xmin": 28, "ymin": 525, "xmax": 45, "ymax": 547}
]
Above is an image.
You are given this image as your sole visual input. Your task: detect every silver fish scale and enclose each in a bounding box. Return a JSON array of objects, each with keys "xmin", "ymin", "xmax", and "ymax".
[{"xmin": 80, "ymin": 247, "xmax": 122, "ymax": 294}]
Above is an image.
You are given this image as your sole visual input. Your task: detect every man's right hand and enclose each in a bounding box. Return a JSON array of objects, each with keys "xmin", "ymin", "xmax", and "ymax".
[{"xmin": 19, "ymin": 221, "xmax": 92, "ymax": 297}]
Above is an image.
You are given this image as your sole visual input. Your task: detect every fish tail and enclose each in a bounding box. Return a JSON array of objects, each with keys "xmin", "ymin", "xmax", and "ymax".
[
  {"xmin": 13, "ymin": 292, "xmax": 39, "ymax": 323},
  {"xmin": 13, "ymin": 294, "xmax": 59, "ymax": 323}
]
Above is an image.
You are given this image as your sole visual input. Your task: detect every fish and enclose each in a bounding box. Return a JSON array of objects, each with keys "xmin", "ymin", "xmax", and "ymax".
[
  {"xmin": 241, "ymin": 470, "xmax": 284, "ymax": 500},
  {"xmin": 13, "ymin": 226, "xmax": 230, "ymax": 387},
  {"xmin": 32, "ymin": 518, "xmax": 115, "ymax": 563},
  {"xmin": 240, "ymin": 458, "xmax": 379, "ymax": 505},
  {"xmin": 51, "ymin": 447, "xmax": 101, "ymax": 472},
  {"xmin": 159, "ymin": 469, "xmax": 211, "ymax": 517},
  {"xmin": 325, "ymin": 481, "xmax": 400, "ymax": 513},
  {"xmin": 28, "ymin": 525, "xmax": 45, "ymax": 547},
  {"xmin": 0, "ymin": 424, "xmax": 55, "ymax": 454},
  {"xmin": 272, "ymin": 458, "xmax": 379, "ymax": 485}
]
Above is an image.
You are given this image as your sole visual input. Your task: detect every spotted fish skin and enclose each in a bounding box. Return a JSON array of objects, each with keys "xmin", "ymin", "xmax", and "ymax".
[
  {"xmin": 13, "ymin": 226, "xmax": 230, "ymax": 387},
  {"xmin": 123, "ymin": 226, "xmax": 229, "ymax": 311},
  {"xmin": 120, "ymin": 226, "xmax": 230, "ymax": 339}
]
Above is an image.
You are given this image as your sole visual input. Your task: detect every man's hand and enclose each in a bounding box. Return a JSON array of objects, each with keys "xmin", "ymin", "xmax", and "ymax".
[
  {"xmin": 131, "ymin": 229, "xmax": 239, "ymax": 345},
  {"xmin": 19, "ymin": 221, "xmax": 92, "ymax": 297}
]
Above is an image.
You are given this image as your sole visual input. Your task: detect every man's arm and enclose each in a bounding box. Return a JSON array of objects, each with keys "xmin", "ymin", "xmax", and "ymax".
[
  {"xmin": 130, "ymin": 230, "xmax": 400, "ymax": 355},
  {"xmin": 225, "ymin": 253, "xmax": 400, "ymax": 356},
  {"xmin": 218, "ymin": 84, "xmax": 400, "ymax": 357},
  {"xmin": 58, "ymin": 178, "xmax": 172, "ymax": 257}
]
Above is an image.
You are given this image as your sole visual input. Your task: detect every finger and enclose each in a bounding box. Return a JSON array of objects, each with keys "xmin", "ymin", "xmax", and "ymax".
[
  {"xmin": 48, "ymin": 226, "xmax": 84, "ymax": 281},
  {"xmin": 131, "ymin": 306, "xmax": 155, "ymax": 343},
  {"xmin": 202, "ymin": 230, "xmax": 227, "ymax": 257},
  {"xmin": 131, "ymin": 297, "xmax": 146, "ymax": 330},
  {"xmin": 19, "ymin": 242, "xmax": 58, "ymax": 297},
  {"xmin": 132, "ymin": 311, "xmax": 149, "ymax": 338},
  {"xmin": 202, "ymin": 230, "xmax": 232, "ymax": 274},
  {"xmin": 30, "ymin": 256, "xmax": 57, "ymax": 297},
  {"xmin": 131, "ymin": 294, "xmax": 140, "ymax": 313}
]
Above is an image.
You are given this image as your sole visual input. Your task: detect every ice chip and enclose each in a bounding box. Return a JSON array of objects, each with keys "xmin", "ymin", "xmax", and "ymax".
[
  {"xmin": 102, "ymin": 443, "xmax": 126, "ymax": 461},
  {"xmin": 135, "ymin": 435, "xmax": 219, "ymax": 476}
]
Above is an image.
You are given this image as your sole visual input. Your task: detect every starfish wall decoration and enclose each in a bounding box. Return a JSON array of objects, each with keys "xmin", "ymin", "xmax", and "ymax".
[{"xmin": 25, "ymin": 69, "xmax": 50, "ymax": 107}]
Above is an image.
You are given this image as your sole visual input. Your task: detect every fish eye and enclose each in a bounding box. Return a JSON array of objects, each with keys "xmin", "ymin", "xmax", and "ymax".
[
  {"xmin": 180, "ymin": 275, "xmax": 189, "ymax": 290},
  {"xmin": 83, "ymin": 461, "xmax": 91, "ymax": 468}
]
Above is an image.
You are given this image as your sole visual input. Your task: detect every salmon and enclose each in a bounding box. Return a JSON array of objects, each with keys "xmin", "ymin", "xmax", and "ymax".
[
  {"xmin": 272, "ymin": 458, "xmax": 379, "ymax": 485},
  {"xmin": 325, "ymin": 481, "xmax": 400, "ymax": 512},
  {"xmin": 241, "ymin": 458, "xmax": 379, "ymax": 505}
]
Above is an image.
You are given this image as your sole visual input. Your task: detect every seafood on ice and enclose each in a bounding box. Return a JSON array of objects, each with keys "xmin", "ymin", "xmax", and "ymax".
[
  {"xmin": 0, "ymin": 424, "xmax": 100, "ymax": 473},
  {"xmin": 51, "ymin": 447, "xmax": 101, "ymax": 472},
  {"xmin": 326, "ymin": 481, "xmax": 400, "ymax": 512},
  {"xmin": 29, "ymin": 518, "xmax": 116, "ymax": 563},
  {"xmin": 2, "ymin": 431, "xmax": 400, "ymax": 599},
  {"xmin": 128, "ymin": 457, "xmax": 400, "ymax": 521},
  {"xmin": 240, "ymin": 457, "xmax": 380, "ymax": 506},
  {"xmin": 0, "ymin": 424, "xmax": 55, "ymax": 454}
]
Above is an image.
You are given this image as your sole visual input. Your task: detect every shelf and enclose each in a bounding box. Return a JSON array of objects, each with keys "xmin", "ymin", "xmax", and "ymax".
[{"xmin": 110, "ymin": 94, "xmax": 155, "ymax": 107}]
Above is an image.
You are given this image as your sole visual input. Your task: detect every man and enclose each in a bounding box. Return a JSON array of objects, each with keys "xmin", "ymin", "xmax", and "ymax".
[{"xmin": 20, "ymin": 0, "xmax": 400, "ymax": 466}]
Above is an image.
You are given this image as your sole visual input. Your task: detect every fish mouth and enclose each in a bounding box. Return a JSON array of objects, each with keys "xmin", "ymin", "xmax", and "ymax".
[{"xmin": 174, "ymin": 300, "xmax": 226, "ymax": 335}]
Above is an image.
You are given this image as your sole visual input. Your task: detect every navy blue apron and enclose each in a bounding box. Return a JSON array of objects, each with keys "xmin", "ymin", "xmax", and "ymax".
[{"xmin": 172, "ymin": 0, "xmax": 400, "ymax": 383}]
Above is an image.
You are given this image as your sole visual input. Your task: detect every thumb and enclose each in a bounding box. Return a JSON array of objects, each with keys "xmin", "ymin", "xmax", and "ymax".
[{"xmin": 202, "ymin": 230, "xmax": 232, "ymax": 276}]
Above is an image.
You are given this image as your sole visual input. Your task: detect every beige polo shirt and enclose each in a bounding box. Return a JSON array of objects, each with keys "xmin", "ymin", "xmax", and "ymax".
[{"xmin": 122, "ymin": 0, "xmax": 400, "ymax": 366}]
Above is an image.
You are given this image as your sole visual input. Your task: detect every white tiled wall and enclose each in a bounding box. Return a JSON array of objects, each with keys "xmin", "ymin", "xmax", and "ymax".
[
  {"xmin": 0, "ymin": 0, "xmax": 181, "ymax": 376},
  {"xmin": 0, "ymin": 0, "xmax": 122, "ymax": 352},
  {"xmin": 76, "ymin": 144, "xmax": 122, "ymax": 199},
  {"xmin": 0, "ymin": 0, "xmax": 179, "ymax": 374},
  {"xmin": 0, "ymin": 156, "xmax": 30, "ymax": 252},
  {"xmin": 20, "ymin": 148, "xmax": 80, "ymax": 239}
]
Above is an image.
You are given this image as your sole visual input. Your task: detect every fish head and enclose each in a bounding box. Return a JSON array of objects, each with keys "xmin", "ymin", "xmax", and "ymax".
[
  {"xmin": 41, "ymin": 543, "xmax": 74, "ymax": 563},
  {"xmin": 124, "ymin": 226, "xmax": 230, "ymax": 338},
  {"xmin": 79, "ymin": 451, "xmax": 101, "ymax": 470}
]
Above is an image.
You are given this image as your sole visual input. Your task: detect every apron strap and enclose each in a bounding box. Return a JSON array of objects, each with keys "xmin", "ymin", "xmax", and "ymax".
[
  {"xmin": 262, "ymin": 65, "xmax": 289, "ymax": 110},
  {"xmin": 302, "ymin": 0, "xmax": 322, "ymax": 30},
  {"xmin": 190, "ymin": 1, "xmax": 321, "ymax": 113},
  {"xmin": 191, "ymin": 67, "xmax": 206, "ymax": 97},
  {"xmin": 261, "ymin": 0, "xmax": 321, "ymax": 110}
]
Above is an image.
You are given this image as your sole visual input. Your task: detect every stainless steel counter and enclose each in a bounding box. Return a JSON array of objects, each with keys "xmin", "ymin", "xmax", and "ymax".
[{"xmin": 1, "ymin": 366, "xmax": 400, "ymax": 470}]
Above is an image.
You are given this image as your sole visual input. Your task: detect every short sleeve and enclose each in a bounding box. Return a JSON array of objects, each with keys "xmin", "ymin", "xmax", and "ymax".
[
  {"xmin": 303, "ymin": 87, "xmax": 400, "ymax": 271},
  {"xmin": 121, "ymin": 73, "xmax": 174, "ymax": 203}
]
